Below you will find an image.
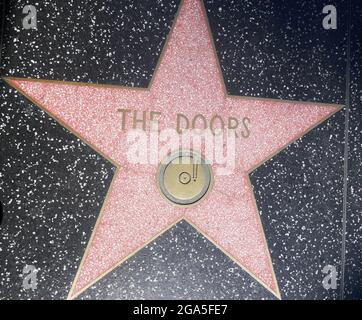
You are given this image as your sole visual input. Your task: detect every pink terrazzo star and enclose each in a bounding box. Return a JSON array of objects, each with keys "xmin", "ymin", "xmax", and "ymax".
[{"xmin": 6, "ymin": 0, "xmax": 341, "ymax": 299}]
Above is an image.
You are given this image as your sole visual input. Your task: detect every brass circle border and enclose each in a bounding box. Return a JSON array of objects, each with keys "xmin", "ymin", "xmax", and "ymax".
[{"xmin": 157, "ymin": 149, "xmax": 213, "ymax": 206}]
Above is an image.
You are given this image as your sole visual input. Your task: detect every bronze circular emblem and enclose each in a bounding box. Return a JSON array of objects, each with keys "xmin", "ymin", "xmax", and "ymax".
[{"xmin": 157, "ymin": 150, "xmax": 212, "ymax": 206}]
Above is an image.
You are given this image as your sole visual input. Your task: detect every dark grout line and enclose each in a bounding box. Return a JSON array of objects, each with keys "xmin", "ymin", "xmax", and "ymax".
[
  {"xmin": 340, "ymin": 0, "xmax": 352, "ymax": 301},
  {"xmin": 0, "ymin": 0, "xmax": 6, "ymax": 72}
]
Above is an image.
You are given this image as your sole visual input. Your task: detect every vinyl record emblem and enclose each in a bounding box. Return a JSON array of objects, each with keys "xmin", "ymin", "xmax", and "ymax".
[{"xmin": 157, "ymin": 150, "xmax": 213, "ymax": 206}]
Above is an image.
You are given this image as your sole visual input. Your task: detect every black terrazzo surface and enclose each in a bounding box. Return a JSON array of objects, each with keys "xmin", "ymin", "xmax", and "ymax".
[
  {"xmin": 250, "ymin": 110, "xmax": 344, "ymax": 300},
  {"xmin": 204, "ymin": 0, "xmax": 347, "ymax": 103},
  {"xmin": 0, "ymin": 81, "xmax": 115, "ymax": 299},
  {"xmin": 344, "ymin": 1, "xmax": 362, "ymax": 300},
  {"xmin": 77, "ymin": 220, "xmax": 276, "ymax": 300},
  {"xmin": 0, "ymin": 0, "xmax": 181, "ymax": 87},
  {"xmin": 0, "ymin": 0, "xmax": 359, "ymax": 300}
]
